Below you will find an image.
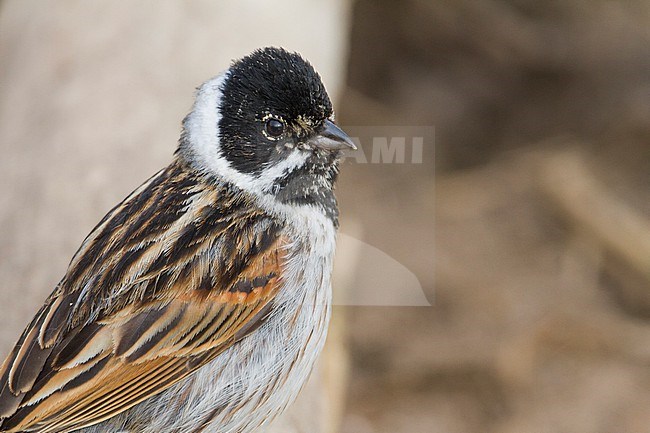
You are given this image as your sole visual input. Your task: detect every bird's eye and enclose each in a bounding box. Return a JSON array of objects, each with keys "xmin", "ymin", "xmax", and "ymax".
[{"xmin": 265, "ymin": 118, "xmax": 285, "ymax": 137}]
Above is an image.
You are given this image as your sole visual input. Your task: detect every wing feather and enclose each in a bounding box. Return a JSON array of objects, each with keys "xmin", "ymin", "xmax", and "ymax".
[{"xmin": 0, "ymin": 160, "xmax": 287, "ymax": 432}]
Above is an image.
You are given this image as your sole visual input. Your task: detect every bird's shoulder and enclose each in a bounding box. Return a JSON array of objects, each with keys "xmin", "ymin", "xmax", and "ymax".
[{"xmin": 60, "ymin": 158, "xmax": 285, "ymax": 322}]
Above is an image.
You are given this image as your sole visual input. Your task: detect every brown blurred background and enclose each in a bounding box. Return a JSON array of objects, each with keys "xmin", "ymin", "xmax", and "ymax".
[
  {"xmin": 339, "ymin": 1, "xmax": 650, "ymax": 432},
  {"xmin": 2, "ymin": 1, "xmax": 650, "ymax": 432}
]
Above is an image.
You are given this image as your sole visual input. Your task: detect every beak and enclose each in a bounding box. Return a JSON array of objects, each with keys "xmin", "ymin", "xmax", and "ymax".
[{"xmin": 311, "ymin": 120, "xmax": 357, "ymax": 151}]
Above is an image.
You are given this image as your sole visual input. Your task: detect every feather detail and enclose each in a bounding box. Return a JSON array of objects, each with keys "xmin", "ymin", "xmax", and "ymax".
[{"xmin": 0, "ymin": 158, "xmax": 287, "ymax": 432}]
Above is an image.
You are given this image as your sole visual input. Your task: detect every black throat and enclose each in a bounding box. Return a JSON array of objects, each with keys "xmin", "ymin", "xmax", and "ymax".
[{"xmin": 272, "ymin": 157, "xmax": 340, "ymax": 227}]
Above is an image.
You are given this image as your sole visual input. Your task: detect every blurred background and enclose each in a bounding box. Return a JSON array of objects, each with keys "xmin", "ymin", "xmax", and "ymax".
[{"xmin": 2, "ymin": 1, "xmax": 650, "ymax": 432}]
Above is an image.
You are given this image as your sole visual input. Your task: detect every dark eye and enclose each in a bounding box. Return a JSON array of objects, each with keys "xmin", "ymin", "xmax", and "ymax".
[{"xmin": 265, "ymin": 118, "xmax": 285, "ymax": 137}]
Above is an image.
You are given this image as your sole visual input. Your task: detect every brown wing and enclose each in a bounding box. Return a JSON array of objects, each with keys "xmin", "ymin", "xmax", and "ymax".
[{"xmin": 0, "ymin": 160, "xmax": 287, "ymax": 433}]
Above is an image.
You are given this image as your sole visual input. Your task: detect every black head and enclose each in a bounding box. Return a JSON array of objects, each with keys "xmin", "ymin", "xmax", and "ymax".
[
  {"xmin": 218, "ymin": 47, "xmax": 343, "ymax": 172},
  {"xmin": 181, "ymin": 47, "xmax": 355, "ymax": 223}
]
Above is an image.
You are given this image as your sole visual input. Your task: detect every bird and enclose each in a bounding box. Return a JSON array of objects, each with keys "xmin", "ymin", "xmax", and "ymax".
[{"xmin": 0, "ymin": 47, "xmax": 355, "ymax": 433}]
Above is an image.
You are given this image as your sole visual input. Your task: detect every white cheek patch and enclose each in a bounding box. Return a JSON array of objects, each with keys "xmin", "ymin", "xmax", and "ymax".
[
  {"xmin": 184, "ymin": 72, "xmax": 309, "ymax": 196},
  {"xmin": 252, "ymin": 150, "xmax": 309, "ymax": 193}
]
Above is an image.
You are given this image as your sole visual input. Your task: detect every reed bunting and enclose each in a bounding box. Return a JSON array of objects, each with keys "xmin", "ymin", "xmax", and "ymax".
[{"xmin": 0, "ymin": 47, "xmax": 354, "ymax": 433}]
